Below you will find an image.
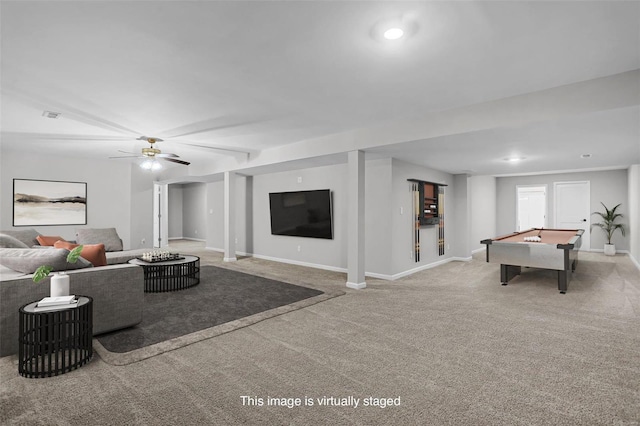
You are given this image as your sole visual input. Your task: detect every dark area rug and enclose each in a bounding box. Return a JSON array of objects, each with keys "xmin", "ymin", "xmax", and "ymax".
[{"xmin": 94, "ymin": 265, "xmax": 342, "ymax": 365}]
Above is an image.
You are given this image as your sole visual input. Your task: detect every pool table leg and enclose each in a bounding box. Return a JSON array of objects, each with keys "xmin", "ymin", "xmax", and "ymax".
[
  {"xmin": 500, "ymin": 264, "xmax": 521, "ymax": 285},
  {"xmin": 558, "ymin": 270, "xmax": 569, "ymax": 294}
]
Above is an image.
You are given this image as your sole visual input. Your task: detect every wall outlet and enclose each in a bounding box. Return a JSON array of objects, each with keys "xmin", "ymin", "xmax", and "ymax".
[
  {"xmin": 410, "ymin": 251, "xmax": 413, "ymax": 259},
  {"xmin": 400, "ymin": 206, "xmax": 404, "ymax": 215},
  {"xmin": 297, "ymin": 245, "xmax": 301, "ymax": 252},
  {"xmin": 209, "ymin": 209, "xmax": 213, "ymax": 215},
  {"xmin": 141, "ymin": 238, "xmax": 145, "ymax": 245},
  {"xmin": 297, "ymin": 176, "xmax": 302, "ymax": 183},
  {"xmin": 194, "ymin": 230, "xmax": 198, "ymax": 234},
  {"xmin": 447, "ymin": 244, "xmax": 450, "ymax": 250},
  {"xmin": 235, "ymin": 238, "xmax": 238, "ymax": 244}
]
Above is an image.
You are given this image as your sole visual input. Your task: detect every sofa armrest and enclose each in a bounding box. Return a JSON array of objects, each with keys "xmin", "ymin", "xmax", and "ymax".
[{"xmin": 0, "ymin": 263, "xmax": 144, "ymax": 357}]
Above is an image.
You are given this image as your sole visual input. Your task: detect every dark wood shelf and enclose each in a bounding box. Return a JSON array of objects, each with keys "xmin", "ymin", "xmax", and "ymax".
[{"xmin": 407, "ymin": 179, "xmax": 447, "ymax": 226}]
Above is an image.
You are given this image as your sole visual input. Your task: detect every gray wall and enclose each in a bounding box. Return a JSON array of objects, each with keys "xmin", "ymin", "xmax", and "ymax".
[
  {"xmin": 628, "ymin": 165, "xmax": 640, "ymax": 265},
  {"xmin": 496, "ymin": 169, "xmax": 630, "ymax": 251},
  {"xmin": 470, "ymin": 175, "xmax": 497, "ymax": 252},
  {"xmin": 0, "ymin": 149, "xmax": 136, "ymax": 248},
  {"xmin": 182, "ymin": 183, "xmax": 207, "ymax": 240},
  {"xmin": 128, "ymin": 164, "xmax": 155, "ymax": 249},
  {"xmin": 168, "ymin": 184, "xmax": 184, "ymax": 239},
  {"xmin": 391, "ymin": 159, "xmax": 456, "ymax": 275},
  {"xmin": 249, "ymin": 163, "xmax": 349, "ymax": 270}
]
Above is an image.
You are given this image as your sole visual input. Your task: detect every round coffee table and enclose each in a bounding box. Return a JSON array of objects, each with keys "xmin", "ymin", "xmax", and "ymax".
[
  {"xmin": 128, "ymin": 255, "xmax": 200, "ymax": 292},
  {"xmin": 19, "ymin": 296, "xmax": 93, "ymax": 378}
]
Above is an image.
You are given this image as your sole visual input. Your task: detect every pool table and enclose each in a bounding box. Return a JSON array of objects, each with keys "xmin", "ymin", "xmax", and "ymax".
[{"xmin": 481, "ymin": 228, "xmax": 584, "ymax": 294}]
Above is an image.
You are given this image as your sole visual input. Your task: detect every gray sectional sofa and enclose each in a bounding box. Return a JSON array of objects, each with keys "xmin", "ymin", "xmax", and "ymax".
[{"xmin": 0, "ymin": 228, "xmax": 152, "ymax": 357}]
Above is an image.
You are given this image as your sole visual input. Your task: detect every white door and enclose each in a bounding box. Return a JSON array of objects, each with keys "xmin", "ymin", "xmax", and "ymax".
[
  {"xmin": 517, "ymin": 186, "xmax": 547, "ymax": 231},
  {"xmin": 554, "ymin": 181, "xmax": 590, "ymax": 250}
]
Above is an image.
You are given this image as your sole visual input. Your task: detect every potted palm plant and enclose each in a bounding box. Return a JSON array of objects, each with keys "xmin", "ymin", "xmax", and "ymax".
[
  {"xmin": 591, "ymin": 203, "xmax": 626, "ymax": 256},
  {"xmin": 33, "ymin": 245, "xmax": 84, "ymax": 296}
]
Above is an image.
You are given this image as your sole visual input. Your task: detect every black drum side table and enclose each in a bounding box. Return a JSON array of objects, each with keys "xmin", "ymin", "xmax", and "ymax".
[{"xmin": 18, "ymin": 296, "xmax": 93, "ymax": 378}]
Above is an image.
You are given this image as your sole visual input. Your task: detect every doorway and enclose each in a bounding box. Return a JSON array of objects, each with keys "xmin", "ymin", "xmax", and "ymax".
[
  {"xmin": 554, "ymin": 181, "xmax": 590, "ymax": 250},
  {"xmin": 516, "ymin": 185, "xmax": 547, "ymax": 231}
]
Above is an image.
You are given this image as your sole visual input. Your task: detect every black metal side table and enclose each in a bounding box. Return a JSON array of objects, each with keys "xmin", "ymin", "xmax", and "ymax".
[{"xmin": 18, "ymin": 296, "xmax": 93, "ymax": 378}]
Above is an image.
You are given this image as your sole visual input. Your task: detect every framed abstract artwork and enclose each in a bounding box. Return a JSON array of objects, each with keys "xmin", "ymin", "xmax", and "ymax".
[{"xmin": 13, "ymin": 179, "xmax": 87, "ymax": 226}]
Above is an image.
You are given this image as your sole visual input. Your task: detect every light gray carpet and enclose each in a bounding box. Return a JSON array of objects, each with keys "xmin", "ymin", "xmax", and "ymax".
[{"xmin": 1, "ymin": 251, "xmax": 639, "ymax": 425}]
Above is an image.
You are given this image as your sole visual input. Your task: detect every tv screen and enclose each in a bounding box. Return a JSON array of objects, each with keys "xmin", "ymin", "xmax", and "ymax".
[{"xmin": 269, "ymin": 189, "xmax": 333, "ymax": 239}]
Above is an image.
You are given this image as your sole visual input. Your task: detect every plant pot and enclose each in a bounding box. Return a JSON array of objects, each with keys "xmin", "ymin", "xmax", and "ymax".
[
  {"xmin": 604, "ymin": 244, "xmax": 616, "ymax": 256},
  {"xmin": 50, "ymin": 273, "xmax": 70, "ymax": 297}
]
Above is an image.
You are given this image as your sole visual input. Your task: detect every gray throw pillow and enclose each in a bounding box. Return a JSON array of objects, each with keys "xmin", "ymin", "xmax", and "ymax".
[
  {"xmin": 0, "ymin": 234, "xmax": 29, "ymax": 248},
  {"xmin": 0, "ymin": 248, "xmax": 93, "ymax": 274},
  {"xmin": 1, "ymin": 228, "xmax": 40, "ymax": 247},
  {"xmin": 75, "ymin": 228, "xmax": 123, "ymax": 252}
]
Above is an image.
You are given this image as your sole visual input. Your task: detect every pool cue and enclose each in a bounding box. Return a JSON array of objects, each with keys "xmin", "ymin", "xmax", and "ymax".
[{"xmin": 414, "ymin": 183, "xmax": 420, "ymax": 262}]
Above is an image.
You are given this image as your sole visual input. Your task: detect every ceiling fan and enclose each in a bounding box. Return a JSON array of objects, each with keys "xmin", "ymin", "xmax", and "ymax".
[{"xmin": 109, "ymin": 136, "xmax": 191, "ymax": 169}]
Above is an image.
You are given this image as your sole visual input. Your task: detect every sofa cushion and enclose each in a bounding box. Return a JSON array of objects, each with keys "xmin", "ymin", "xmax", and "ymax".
[
  {"xmin": 76, "ymin": 228, "xmax": 123, "ymax": 252},
  {"xmin": 1, "ymin": 228, "xmax": 40, "ymax": 247},
  {"xmin": 0, "ymin": 234, "xmax": 29, "ymax": 248},
  {"xmin": 36, "ymin": 235, "xmax": 65, "ymax": 246},
  {"xmin": 0, "ymin": 248, "xmax": 93, "ymax": 274},
  {"xmin": 105, "ymin": 248, "xmax": 151, "ymax": 265},
  {"xmin": 54, "ymin": 241, "xmax": 107, "ymax": 267}
]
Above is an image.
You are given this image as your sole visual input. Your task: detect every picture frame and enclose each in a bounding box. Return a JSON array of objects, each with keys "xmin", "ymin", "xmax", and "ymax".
[{"xmin": 13, "ymin": 179, "xmax": 87, "ymax": 226}]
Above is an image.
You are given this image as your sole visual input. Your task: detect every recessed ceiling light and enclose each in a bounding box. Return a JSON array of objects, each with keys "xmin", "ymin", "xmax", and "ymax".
[
  {"xmin": 383, "ymin": 28, "xmax": 404, "ymax": 40},
  {"xmin": 504, "ymin": 157, "xmax": 526, "ymax": 162},
  {"xmin": 42, "ymin": 111, "xmax": 61, "ymax": 119},
  {"xmin": 581, "ymin": 154, "xmax": 592, "ymax": 159},
  {"xmin": 371, "ymin": 16, "xmax": 418, "ymax": 42}
]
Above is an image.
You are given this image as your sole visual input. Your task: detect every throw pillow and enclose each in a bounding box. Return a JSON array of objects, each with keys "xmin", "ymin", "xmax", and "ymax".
[
  {"xmin": 36, "ymin": 235, "xmax": 66, "ymax": 246},
  {"xmin": 0, "ymin": 248, "xmax": 93, "ymax": 274},
  {"xmin": 75, "ymin": 228, "xmax": 123, "ymax": 252},
  {"xmin": 0, "ymin": 234, "xmax": 29, "ymax": 248},
  {"xmin": 0, "ymin": 228, "xmax": 40, "ymax": 247},
  {"xmin": 54, "ymin": 241, "xmax": 107, "ymax": 267}
]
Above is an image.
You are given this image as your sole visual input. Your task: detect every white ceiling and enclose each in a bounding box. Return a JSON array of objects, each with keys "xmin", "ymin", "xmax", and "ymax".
[{"xmin": 1, "ymin": 1, "xmax": 639, "ymax": 177}]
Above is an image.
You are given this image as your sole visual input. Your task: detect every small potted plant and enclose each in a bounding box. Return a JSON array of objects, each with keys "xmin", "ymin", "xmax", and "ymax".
[
  {"xmin": 33, "ymin": 245, "xmax": 84, "ymax": 296},
  {"xmin": 591, "ymin": 203, "xmax": 626, "ymax": 256}
]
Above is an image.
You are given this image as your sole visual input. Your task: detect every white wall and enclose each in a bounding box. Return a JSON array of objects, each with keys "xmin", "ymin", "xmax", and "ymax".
[
  {"xmin": 496, "ymin": 169, "xmax": 630, "ymax": 250},
  {"xmin": 628, "ymin": 164, "xmax": 640, "ymax": 267},
  {"xmin": 182, "ymin": 183, "xmax": 207, "ymax": 240},
  {"xmin": 0, "ymin": 150, "xmax": 135, "ymax": 248},
  {"xmin": 470, "ymin": 175, "xmax": 497, "ymax": 252},
  {"xmin": 168, "ymin": 184, "xmax": 184, "ymax": 239}
]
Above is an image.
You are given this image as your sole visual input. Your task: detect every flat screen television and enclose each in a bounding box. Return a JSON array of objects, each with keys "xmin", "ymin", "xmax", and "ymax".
[{"xmin": 269, "ymin": 189, "xmax": 333, "ymax": 239}]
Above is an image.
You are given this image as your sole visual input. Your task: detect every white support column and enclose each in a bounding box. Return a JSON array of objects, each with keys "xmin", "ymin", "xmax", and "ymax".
[
  {"xmin": 346, "ymin": 150, "xmax": 366, "ymax": 289},
  {"xmin": 223, "ymin": 171, "xmax": 237, "ymax": 262}
]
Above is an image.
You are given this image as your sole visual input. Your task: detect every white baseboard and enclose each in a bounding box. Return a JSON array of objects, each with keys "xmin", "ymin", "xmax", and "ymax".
[
  {"xmin": 202, "ymin": 250, "xmax": 473, "ymax": 282},
  {"xmin": 346, "ymin": 281, "xmax": 367, "ymax": 289},
  {"xmin": 168, "ymin": 237, "xmax": 183, "ymax": 240},
  {"xmin": 471, "ymin": 247, "xmax": 486, "ymax": 254},
  {"xmin": 182, "ymin": 237, "xmax": 206, "ymax": 242},
  {"xmin": 629, "ymin": 253, "xmax": 640, "ymax": 271}
]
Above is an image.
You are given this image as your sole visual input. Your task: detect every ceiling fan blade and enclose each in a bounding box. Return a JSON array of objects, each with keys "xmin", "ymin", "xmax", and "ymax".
[
  {"xmin": 156, "ymin": 153, "xmax": 179, "ymax": 158},
  {"xmin": 109, "ymin": 155, "xmax": 141, "ymax": 159},
  {"xmin": 118, "ymin": 150, "xmax": 139, "ymax": 155},
  {"xmin": 162, "ymin": 157, "xmax": 190, "ymax": 166}
]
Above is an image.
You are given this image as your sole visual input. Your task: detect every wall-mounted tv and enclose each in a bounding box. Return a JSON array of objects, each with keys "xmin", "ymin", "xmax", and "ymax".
[{"xmin": 269, "ymin": 189, "xmax": 333, "ymax": 239}]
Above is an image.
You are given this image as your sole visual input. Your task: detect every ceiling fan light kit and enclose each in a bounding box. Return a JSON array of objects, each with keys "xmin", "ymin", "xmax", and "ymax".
[{"xmin": 140, "ymin": 159, "xmax": 163, "ymax": 171}]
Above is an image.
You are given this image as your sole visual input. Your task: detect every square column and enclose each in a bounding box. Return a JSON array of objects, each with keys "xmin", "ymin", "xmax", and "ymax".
[
  {"xmin": 346, "ymin": 150, "xmax": 366, "ymax": 289},
  {"xmin": 224, "ymin": 171, "xmax": 237, "ymax": 262}
]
